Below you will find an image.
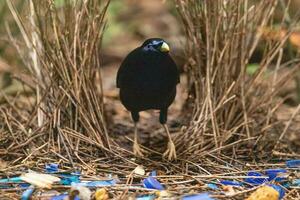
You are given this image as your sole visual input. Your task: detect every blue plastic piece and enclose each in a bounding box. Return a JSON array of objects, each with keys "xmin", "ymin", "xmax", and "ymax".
[
  {"xmin": 19, "ymin": 183, "xmax": 31, "ymax": 188},
  {"xmin": 142, "ymin": 176, "xmax": 164, "ymax": 190},
  {"xmin": 150, "ymin": 171, "xmax": 157, "ymax": 176},
  {"xmin": 286, "ymin": 160, "xmax": 300, "ymax": 168},
  {"xmin": 21, "ymin": 185, "xmax": 35, "ymax": 200},
  {"xmin": 0, "ymin": 185, "xmax": 9, "ymax": 189},
  {"xmin": 220, "ymin": 180, "xmax": 242, "ymax": 187},
  {"xmin": 59, "ymin": 174, "xmax": 80, "ymax": 185},
  {"xmin": 206, "ymin": 183, "xmax": 218, "ymax": 190},
  {"xmin": 182, "ymin": 193, "xmax": 215, "ymax": 200},
  {"xmin": 51, "ymin": 194, "xmax": 80, "ymax": 200},
  {"xmin": 292, "ymin": 179, "xmax": 300, "ymax": 186},
  {"xmin": 286, "ymin": 179, "xmax": 300, "ymax": 188},
  {"xmin": 50, "ymin": 194, "xmax": 67, "ymax": 200},
  {"xmin": 244, "ymin": 171, "xmax": 268, "ymax": 185},
  {"xmin": 268, "ymin": 184, "xmax": 285, "ymax": 199},
  {"xmin": 45, "ymin": 163, "xmax": 59, "ymax": 173},
  {"xmin": 0, "ymin": 176, "xmax": 22, "ymax": 183},
  {"xmin": 72, "ymin": 170, "xmax": 81, "ymax": 176},
  {"xmin": 265, "ymin": 169, "xmax": 287, "ymax": 182},
  {"xmin": 282, "ymin": 182, "xmax": 290, "ymax": 188},
  {"xmin": 72, "ymin": 179, "xmax": 116, "ymax": 187},
  {"xmin": 136, "ymin": 195, "xmax": 156, "ymax": 200}
]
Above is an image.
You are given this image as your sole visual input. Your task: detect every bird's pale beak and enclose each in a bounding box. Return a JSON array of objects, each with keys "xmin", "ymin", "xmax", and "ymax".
[{"xmin": 160, "ymin": 42, "xmax": 170, "ymax": 52}]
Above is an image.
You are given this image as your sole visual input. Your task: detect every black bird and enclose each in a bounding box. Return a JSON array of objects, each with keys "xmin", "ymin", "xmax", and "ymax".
[{"xmin": 116, "ymin": 38, "xmax": 180, "ymax": 160}]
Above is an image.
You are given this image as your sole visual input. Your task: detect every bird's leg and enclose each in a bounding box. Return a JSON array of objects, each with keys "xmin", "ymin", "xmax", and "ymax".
[
  {"xmin": 133, "ymin": 122, "xmax": 145, "ymax": 157},
  {"xmin": 162, "ymin": 124, "xmax": 177, "ymax": 161}
]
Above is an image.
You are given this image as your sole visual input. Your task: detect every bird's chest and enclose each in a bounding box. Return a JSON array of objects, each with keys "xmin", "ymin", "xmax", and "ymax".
[
  {"xmin": 132, "ymin": 59, "xmax": 171, "ymax": 92},
  {"xmin": 136, "ymin": 68, "xmax": 166, "ymax": 89}
]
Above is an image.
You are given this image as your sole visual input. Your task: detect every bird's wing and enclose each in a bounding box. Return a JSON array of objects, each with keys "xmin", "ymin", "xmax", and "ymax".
[
  {"xmin": 116, "ymin": 49, "xmax": 138, "ymax": 88},
  {"xmin": 175, "ymin": 63, "xmax": 180, "ymax": 84},
  {"xmin": 116, "ymin": 62, "xmax": 124, "ymax": 88},
  {"xmin": 167, "ymin": 55, "xmax": 180, "ymax": 84}
]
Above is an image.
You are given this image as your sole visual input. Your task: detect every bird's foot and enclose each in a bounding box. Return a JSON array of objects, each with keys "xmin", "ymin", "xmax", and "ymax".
[
  {"xmin": 133, "ymin": 142, "xmax": 146, "ymax": 157},
  {"xmin": 163, "ymin": 140, "xmax": 177, "ymax": 161}
]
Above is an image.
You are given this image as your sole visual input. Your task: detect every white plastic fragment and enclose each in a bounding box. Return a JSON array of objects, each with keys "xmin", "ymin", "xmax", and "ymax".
[
  {"xmin": 71, "ymin": 186, "xmax": 92, "ymax": 200},
  {"xmin": 133, "ymin": 165, "xmax": 145, "ymax": 176},
  {"xmin": 20, "ymin": 172, "xmax": 60, "ymax": 189}
]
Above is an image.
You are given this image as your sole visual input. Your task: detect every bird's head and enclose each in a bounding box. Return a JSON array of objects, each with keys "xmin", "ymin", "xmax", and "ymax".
[{"xmin": 141, "ymin": 38, "xmax": 170, "ymax": 53}]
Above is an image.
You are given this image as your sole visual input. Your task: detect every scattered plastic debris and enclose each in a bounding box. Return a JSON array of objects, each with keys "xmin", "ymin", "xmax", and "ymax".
[
  {"xmin": 0, "ymin": 162, "xmax": 299, "ymax": 200},
  {"xmin": 0, "ymin": 176, "xmax": 22, "ymax": 183},
  {"xmin": 72, "ymin": 179, "xmax": 116, "ymax": 187},
  {"xmin": 59, "ymin": 173, "xmax": 80, "ymax": 185},
  {"xmin": 20, "ymin": 173, "xmax": 61, "ymax": 189},
  {"xmin": 265, "ymin": 169, "xmax": 287, "ymax": 182},
  {"xmin": 246, "ymin": 185, "xmax": 279, "ymax": 200},
  {"xmin": 286, "ymin": 159, "xmax": 300, "ymax": 168},
  {"xmin": 21, "ymin": 185, "xmax": 35, "ymax": 200},
  {"xmin": 45, "ymin": 163, "xmax": 59, "ymax": 173},
  {"xmin": 291, "ymin": 179, "xmax": 300, "ymax": 186},
  {"xmin": 50, "ymin": 194, "xmax": 80, "ymax": 200},
  {"xmin": 206, "ymin": 183, "xmax": 218, "ymax": 190},
  {"xmin": 142, "ymin": 176, "xmax": 164, "ymax": 190},
  {"xmin": 0, "ymin": 176, "xmax": 23, "ymax": 189},
  {"xmin": 220, "ymin": 180, "xmax": 242, "ymax": 187},
  {"xmin": 19, "ymin": 183, "xmax": 31, "ymax": 188},
  {"xmin": 182, "ymin": 193, "xmax": 215, "ymax": 200},
  {"xmin": 136, "ymin": 194, "xmax": 156, "ymax": 200},
  {"xmin": 71, "ymin": 186, "xmax": 92, "ymax": 200},
  {"xmin": 39, "ymin": 190, "xmax": 60, "ymax": 198},
  {"xmin": 94, "ymin": 188, "xmax": 109, "ymax": 200},
  {"xmin": 149, "ymin": 171, "xmax": 157, "ymax": 177},
  {"xmin": 244, "ymin": 171, "xmax": 268, "ymax": 185},
  {"xmin": 268, "ymin": 184, "xmax": 285, "ymax": 199},
  {"xmin": 50, "ymin": 194, "xmax": 68, "ymax": 200}
]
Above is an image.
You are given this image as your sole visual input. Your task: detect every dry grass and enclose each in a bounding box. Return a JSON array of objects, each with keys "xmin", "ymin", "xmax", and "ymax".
[
  {"xmin": 1, "ymin": 0, "xmax": 176, "ymax": 172},
  {"xmin": 174, "ymin": 0, "xmax": 300, "ymax": 160},
  {"xmin": 1, "ymin": 0, "xmax": 112, "ymax": 166}
]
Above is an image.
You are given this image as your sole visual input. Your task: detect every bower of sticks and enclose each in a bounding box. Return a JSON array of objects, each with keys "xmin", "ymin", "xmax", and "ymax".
[{"xmin": 1, "ymin": 0, "xmax": 300, "ymax": 199}]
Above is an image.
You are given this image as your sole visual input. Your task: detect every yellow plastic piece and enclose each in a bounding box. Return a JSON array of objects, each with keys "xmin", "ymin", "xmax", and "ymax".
[
  {"xmin": 246, "ymin": 186, "xmax": 279, "ymax": 200},
  {"xmin": 95, "ymin": 188, "xmax": 109, "ymax": 200}
]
